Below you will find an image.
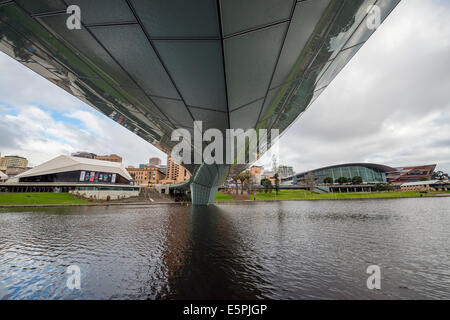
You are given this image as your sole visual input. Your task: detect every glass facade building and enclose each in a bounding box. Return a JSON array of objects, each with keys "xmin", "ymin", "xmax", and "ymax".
[
  {"xmin": 19, "ymin": 170, "xmax": 128, "ymax": 184},
  {"xmin": 285, "ymin": 163, "xmax": 395, "ymax": 185}
]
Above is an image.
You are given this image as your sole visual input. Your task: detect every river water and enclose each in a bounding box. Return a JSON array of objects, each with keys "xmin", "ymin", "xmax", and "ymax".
[{"xmin": 0, "ymin": 198, "xmax": 449, "ymax": 299}]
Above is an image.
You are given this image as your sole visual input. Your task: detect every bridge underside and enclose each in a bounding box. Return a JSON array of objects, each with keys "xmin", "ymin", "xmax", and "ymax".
[{"xmin": 0, "ymin": 1, "xmax": 400, "ymax": 204}]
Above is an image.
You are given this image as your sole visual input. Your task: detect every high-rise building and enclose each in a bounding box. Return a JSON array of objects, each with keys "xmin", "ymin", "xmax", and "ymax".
[
  {"xmin": 162, "ymin": 157, "xmax": 190, "ymax": 184},
  {"xmin": 278, "ymin": 165, "xmax": 294, "ymax": 178},
  {"xmin": 94, "ymin": 154, "xmax": 123, "ymax": 163},
  {"xmin": 0, "ymin": 155, "xmax": 28, "ymax": 171},
  {"xmin": 149, "ymin": 157, "xmax": 162, "ymax": 167}
]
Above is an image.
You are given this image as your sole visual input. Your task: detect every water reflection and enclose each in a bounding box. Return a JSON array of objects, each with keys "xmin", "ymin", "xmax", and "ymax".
[
  {"xmin": 1, "ymin": 198, "xmax": 450, "ymax": 300},
  {"xmin": 166, "ymin": 205, "xmax": 267, "ymax": 299}
]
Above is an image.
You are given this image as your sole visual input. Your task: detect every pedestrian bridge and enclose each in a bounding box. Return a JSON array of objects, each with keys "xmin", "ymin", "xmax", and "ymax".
[{"xmin": 0, "ymin": 0, "xmax": 401, "ymax": 204}]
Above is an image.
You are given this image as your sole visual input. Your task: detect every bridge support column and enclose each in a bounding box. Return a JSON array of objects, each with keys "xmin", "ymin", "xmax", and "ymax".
[{"xmin": 190, "ymin": 164, "xmax": 230, "ymax": 205}]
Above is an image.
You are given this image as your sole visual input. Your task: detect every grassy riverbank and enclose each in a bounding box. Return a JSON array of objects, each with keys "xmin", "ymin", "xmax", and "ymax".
[
  {"xmin": 0, "ymin": 193, "xmax": 89, "ymax": 205},
  {"xmin": 1, "ymin": 190, "xmax": 446, "ymax": 206},
  {"xmin": 215, "ymin": 190, "xmax": 444, "ymax": 202},
  {"xmin": 255, "ymin": 190, "xmax": 436, "ymax": 200},
  {"xmin": 215, "ymin": 192, "xmax": 234, "ymax": 202}
]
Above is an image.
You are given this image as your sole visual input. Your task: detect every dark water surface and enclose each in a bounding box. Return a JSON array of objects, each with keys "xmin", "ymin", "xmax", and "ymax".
[{"xmin": 1, "ymin": 198, "xmax": 449, "ymax": 299}]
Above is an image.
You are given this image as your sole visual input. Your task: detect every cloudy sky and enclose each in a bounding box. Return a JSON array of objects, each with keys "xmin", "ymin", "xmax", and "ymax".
[{"xmin": 0, "ymin": 0, "xmax": 449, "ymax": 173}]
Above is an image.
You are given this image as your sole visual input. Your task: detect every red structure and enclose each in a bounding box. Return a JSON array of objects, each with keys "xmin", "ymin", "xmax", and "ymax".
[{"xmin": 386, "ymin": 165, "xmax": 436, "ymax": 184}]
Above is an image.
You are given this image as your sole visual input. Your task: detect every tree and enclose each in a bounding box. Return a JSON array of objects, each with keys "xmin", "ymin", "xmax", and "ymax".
[
  {"xmin": 432, "ymin": 170, "xmax": 450, "ymax": 181},
  {"xmin": 336, "ymin": 177, "xmax": 349, "ymax": 184},
  {"xmin": 274, "ymin": 173, "xmax": 280, "ymax": 195},
  {"xmin": 352, "ymin": 176, "xmax": 363, "ymax": 185},
  {"xmin": 374, "ymin": 183, "xmax": 394, "ymax": 192},
  {"xmin": 240, "ymin": 171, "xmax": 251, "ymax": 195},
  {"xmin": 323, "ymin": 177, "xmax": 333, "ymax": 184},
  {"xmin": 261, "ymin": 178, "xmax": 272, "ymax": 193},
  {"xmin": 231, "ymin": 174, "xmax": 240, "ymax": 195},
  {"xmin": 237, "ymin": 173, "xmax": 245, "ymax": 195}
]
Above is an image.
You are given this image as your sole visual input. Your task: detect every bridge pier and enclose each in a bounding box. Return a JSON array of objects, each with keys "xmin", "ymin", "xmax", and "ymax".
[{"xmin": 190, "ymin": 164, "xmax": 230, "ymax": 205}]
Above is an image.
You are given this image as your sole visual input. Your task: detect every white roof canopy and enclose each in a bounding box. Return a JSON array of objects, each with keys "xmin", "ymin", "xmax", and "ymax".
[{"xmin": 15, "ymin": 155, "xmax": 132, "ymax": 181}]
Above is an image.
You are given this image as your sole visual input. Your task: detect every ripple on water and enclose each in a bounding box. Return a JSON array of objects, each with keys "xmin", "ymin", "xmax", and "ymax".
[{"xmin": 0, "ymin": 198, "xmax": 450, "ymax": 299}]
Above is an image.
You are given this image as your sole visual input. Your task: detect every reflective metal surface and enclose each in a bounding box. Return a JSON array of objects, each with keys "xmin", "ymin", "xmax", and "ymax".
[{"xmin": 1, "ymin": 198, "xmax": 449, "ymax": 299}]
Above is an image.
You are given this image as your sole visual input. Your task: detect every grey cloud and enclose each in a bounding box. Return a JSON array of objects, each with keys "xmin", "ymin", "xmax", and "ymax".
[{"xmin": 0, "ymin": 120, "xmax": 22, "ymax": 149}]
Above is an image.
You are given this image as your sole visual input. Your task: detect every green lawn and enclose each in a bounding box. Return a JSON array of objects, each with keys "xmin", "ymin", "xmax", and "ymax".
[
  {"xmin": 255, "ymin": 190, "xmax": 315, "ymax": 200},
  {"xmin": 213, "ymin": 190, "xmax": 440, "ymax": 202},
  {"xmin": 0, "ymin": 193, "xmax": 89, "ymax": 205},
  {"xmin": 254, "ymin": 190, "xmax": 437, "ymax": 201},
  {"xmin": 431, "ymin": 190, "xmax": 450, "ymax": 193},
  {"xmin": 214, "ymin": 192, "xmax": 234, "ymax": 202}
]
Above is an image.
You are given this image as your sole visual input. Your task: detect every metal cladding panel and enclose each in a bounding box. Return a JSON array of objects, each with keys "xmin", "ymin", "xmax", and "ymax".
[
  {"xmin": 0, "ymin": 0, "xmax": 401, "ymax": 177},
  {"xmin": 220, "ymin": 0, "xmax": 294, "ymax": 36},
  {"xmin": 153, "ymin": 40, "xmax": 227, "ymax": 111}
]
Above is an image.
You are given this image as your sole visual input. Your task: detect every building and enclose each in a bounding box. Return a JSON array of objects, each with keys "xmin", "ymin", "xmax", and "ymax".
[
  {"xmin": 71, "ymin": 151, "xmax": 96, "ymax": 159},
  {"xmin": 283, "ymin": 163, "xmax": 438, "ymax": 187},
  {"xmin": 0, "ymin": 155, "xmax": 29, "ymax": 177},
  {"xmin": 72, "ymin": 152, "xmax": 123, "ymax": 163},
  {"xmin": 126, "ymin": 167, "xmax": 165, "ymax": 186},
  {"xmin": 250, "ymin": 166, "xmax": 263, "ymax": 185},
  {"xmin": 94, "ymin": 154, "xmax": 123, "ymax": 163},
  {"xmin": 138, "ymin": 164, "xmax": 158, "ymax": 169},
  {"xmin": 0, "ymin": 171, "xmax": 7, "ymax": 182},
  {"xmin": 139, "ymin": 157, "xmax": 162, "ymax": 169},
  {"xmin": 278, "ymin": 165, "xmax": 294, "ymax": 178},
  {"xmin": 0, "ymin": 155, "xmax": 28, "ymax": 171},
  {"xmin": 13, "ymin": 156, "xmax": 132, "ymax": 184},
  {"xmin": 0, "ymin": 155, "xmax": 138, "ymax": 200},
  {"xmin": 5, "ymin": 166, "xmax": 29, "ymax": 178},
  {"xmin": 261, "ymin": 171, "xmax": 277, "ymax": 185},
  {"xmin": 386, "ymin": 165, "xmax": 437, "ymax": 184},
  {"xmin": 161, "ymin": 157, "xmax": 190, "ymax": 184},
  {"xmin": 0, "ymin": 1, "xmax": 400, "ymax": 204},
  {"xmin": 400, "ymin": 180, "xmax": 449, "ymax": 192},
  {"xmin": 283, "ymin": 163, "xmax": 394, "ymax": 185},
  {"xmin": 149, "ymin": 157, "xmax": 162, "ymax": 167}
]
